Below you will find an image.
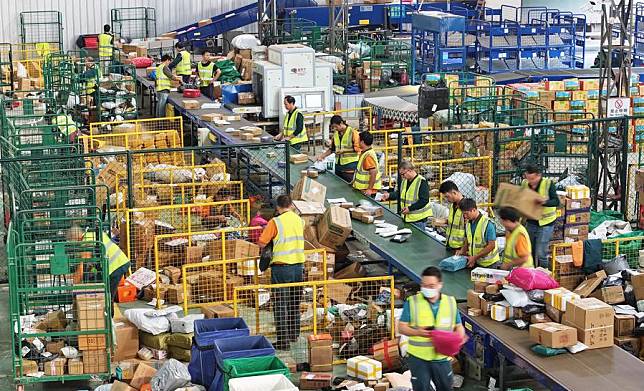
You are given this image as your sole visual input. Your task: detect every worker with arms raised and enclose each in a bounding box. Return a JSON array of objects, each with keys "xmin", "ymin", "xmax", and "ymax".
[
  {"xmin": 457, "ymin": 198, "xmax": 500, "ymax": 269},
  {"xmin": 315, "ymin": 115, "xmax": 361, "ymax": 182},
  {"xmin": 399, "ymin": 266, "xmax": 466, "ymax": 391},
  {"xmin": 439, "ymin": 181, "xmax": 466, "ymax": 252},
  {"xmin": 381, "ymin": 160, "xmax": 432, "ymax": 231},
  {"xmin": 352, "ymin": 131, "xmax": 382, "ymax": 197},
  {"xmin": 498, "ymin": 207, "xmax": 534, "ymax": 270},
  {"xmin": 521, "ymin": 163, "xmax": 559, "ymax": 268},
  {"xmin": 257, "ymin": 194, "xmax": 305, "ymax": 351},
  {"xmin": 275, "ymin": 95, "xmax": 308, "ymax": 151}
]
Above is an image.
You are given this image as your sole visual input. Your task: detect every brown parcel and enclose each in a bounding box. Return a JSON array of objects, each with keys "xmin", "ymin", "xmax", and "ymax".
[
  {"xmin": 562, "ymin": 297, "xmax": 614, "ymax": 329},
  {"xmin": 529, "ymin": 322, "xmax": 577, "ymax": 348},
  {"xmin": 334, "ymin": 262, "xmax": 365, "ymax": 279},
  {"xmin": 43, "ymin": 358, "xmax": 66, "ymax": 376},
  {"xmin": 615, "ymin": 314, "xmax": 636, "ymax": 337},
  {"xmin": 317, "ymin": 206, "xmax": 352, "ymax": 248},
  {"xmin": 68, "ymin": 358, "xmax": 83, "ymax": 375},
  {"xmin": 576, "ymin": 325, "xmax": 614, "ymax": 349},
  {"xmin": 573, "ymin": 270, "xmax": 607, "ymax": 298},
  {"xmin": 309, "ymin": 346, "xmax": 333, "ymax": 366},
  {"xmin": 113, "ymin": 320, "xmax": 139, "ymax": 362},
  {"xmin": 78, "ymin": 334, "xmax": 107, "ymax": 351},
  {"xmin": 202, "ymin": 304, "xmax": 234, "ymax": 319},
  {"xmin": 300, "ymin": 372, "xmax": 333, "ymax": 390},
  {"xmin": 111, "ymin": 380, "xmax": 137, "ymax": 391},
  {"xmin": 292, "ymin": 177, "xmax": 327, "ymax": 204},
  {"xmin": 614, "ymin": 336, "xmax": 640, "ymax": 355},
  {"xmin": 130, "ymin": 362, "xmax": 157, "ymax": 390},
  {"xmin": 182, "ymin": 100, "xmax": 201, "ymax": 110},
  {"xmin": 83, "ymin": 350, "xmax": 108, "ymax": 373},
  {"xmin": 75, "ymin": 293, "xmax": 105, "ymax": 330},
  {"xmin": 591, "ymin": 285, "xmax": 624, "ymax": 305},
  {"xmin": 467, "ymin": 290, "xmax": 482, "ymax": 310},
  {"xmin": 631, "ymin": 273, "xmax": 644, "ymax": 301},
  {"xmin": 494, "ymin": 183, "xmax": 544, "ymax": 221}
]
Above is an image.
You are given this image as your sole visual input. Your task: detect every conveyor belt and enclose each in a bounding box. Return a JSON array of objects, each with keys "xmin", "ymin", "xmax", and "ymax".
[
  {"xmin": 459, "ymin": 303, "xmax": 644, "ymax": 391},
  {"xmin": 133, "ymin": 71, "xmax": 471, "ymax": 300}
]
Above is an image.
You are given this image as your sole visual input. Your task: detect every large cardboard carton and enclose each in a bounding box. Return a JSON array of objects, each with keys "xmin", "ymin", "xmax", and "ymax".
[
  {"xmin": 113, "ymin": 320, "xmax": 139, "ymax": 362},
  {"xmin": 575, "ymin": 325, "xmax": 614, "ymax": 349},
  {"xmin": 562, "ymin": 297, "xmax": 614, "ymax": 329},
  {"xmin": 292, "ymin": 177, "xmax": 327, "ymax": 203},
  {"xmin": 631, "ymin": 273, "xmax": 644, "ymax": 301},
  {"xmin": 334, "ymin": 262, "xmax": 365, "ymax": 279},
  {"xmin": 202, "ymin": 304, "xmax": 234, "ymax": 319},
  {"xmin": 130, "ymin": 362, "xmax": 157, "ymax": 389},
  {"xmin": 591, "ymin": 285, "xmax": 624, "ymax": 305},
  {"xmin": 300, "ymin": 372, "xmax": 333, "ymax": 389},
  {"xmin": 615, "ymin": 314, "xmax": 635, "ymax": 337},
  {"xmin": 317, "ymin": 206, "xmax": 352, "ymax": 248},
  {"xmin": 293, "ymin": 200, "xmax": 326, "ymax": 227},
  {"xmin": 78, "ymin": 334, "xmax": 107, "ymax": 351},
  {"xmin": 43, "ymin": 358, "xmax": 66, "ymax": 376},
  {"xmin": 68, "ymin": 358, "xmax": 83, "ymax": 375},
  {"xmin": 529, "ymin": 322, "xmax": 578, "ymax": 348},
  {"xmin": 83, "ymin": 350, "xmax": 108, "ymax": 373},
  {"xmin": 573, "ymin": 270, "xmax": 607, "ymax": 298},
  {"xmin": 494, "ymin": 183, "xmax": 544, "ymax": 220},
  {"xmin": 467, "ymin": 290, "xmax": 482, "ymax": 309},
  {"xmin": 75, "ymin": 293, "xmax": 105, "ymax": 330},
  {"xmin": 111, "ymin": 380, "xmax": 137, "ymax": 391}
]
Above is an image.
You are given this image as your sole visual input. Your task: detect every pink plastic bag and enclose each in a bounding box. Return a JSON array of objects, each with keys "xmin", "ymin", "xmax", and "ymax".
[
  {"xmin": 132, "ymin": 57, "xmax": 153, "ymax": 68},
  {"xmin": 249, "ymin": 212, "xmax": 268, "ymax": 243},
  {"xmin": 507, "ymin": 267, "xmax": 559, "ymax": 291},
  {"xmin": 430, "ymin": 330, "xmax": 464, "ymax": 357}
]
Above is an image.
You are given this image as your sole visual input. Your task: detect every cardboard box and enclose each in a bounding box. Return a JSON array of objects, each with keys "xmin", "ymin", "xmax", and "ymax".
[
  {"xmin": 474, "ymin": 281, "xmax": 488, "ymax": 293},
  {"xmin": 293, "ymin": 200, "xmax": 326, "ymax": 226},
  {"xmin": 163, "ymin": 266, "xmax": 181, "ymax": 284},
  {"xmin": 114, "ymin": 320, "xmax": 139, "ymax": 361},
  {"xmin": 334, "ymin": 262, "xmax": 365, "ymax": 279},
  {"xmin": 299, "ymin": 372, "xmax": 333, "ymax": 390},
  {"xmin": 530, "ymin": 313, "xmax": 552, "ymax": 324},
  {"xmin": 46, "ymin": 340, "xmax": 65, "ymax": 354},
  {"xmin": 43, "ymin": 358, "xmax": 66, "ymax": 376},
  {"xmin": 347, "ymin": 356, "xmax": 382, "ymax": 380},
  {"xmin": 615, "ymin": 314, "xmax": 635, "ymax": 337},
  {"xmin": 494, "ymin": 183, "xmax": 544, "ymax": 221},
  {"xmin": 200, "ymin": 113, "xmax": 222, "ymax": 122},
  {"xmin": 592, "ymin": 286, "xmax": 624, "ymax": 305},
  {"xmin": 293, "ymin": 177, "xmax": 327, "ymax": 203},
  {"xmin": 544, "ymin": 288, "xmax": 580, "ymax": 311},
  {"xmin": 565, "ymin": 197, "xmax": 592, "ymax": 211},
  {"xmin": 308, "ymin": 334, "xmax": 332, "ymax": 348},
  {"xmin": 237, "ymin": 92, "xmax": 255, "ymax": 105},
  {"xmin": 78, "ymin": 334, "xmax": 107, "ymax": 351},
  {"xmin": 83, "ymin": 350, "xmax": 108, "ymax": 373},
  {"xmin": 565, "ymin": 211, "xmax": 590, "ymax": 225},
  {"xmin": 202, "ymin": 304, "xmax": 234, "ymax": 319},
  {"xmin": 239, "ymin": 59, "xmax": 253, "ymax": 81},
  {"xmin": 529, "ymin": 322, "xmax": 578, "ymax": 348},
  {"xmin": 566, "ymin": 185, "xmax": 590, "ymax": 200},
  {"xmin": 562, "ymin": 297, "xmax": 614, "ymax": 329},
  {"xmin": 614, "ymin": 336, "xmax": 640, "ymax": 354},
  {"xmin": 327, "ymin": 283, "xmax": 353, "ymax": 304},
  {"xmin": 75, "ymin": 293, "xmax": 105, "ymax": 330},
  {"xmin": 166, "ymin": 284, "xmax": 189, "ymax": 304},
  {"xmin": 480, "ymin": 297, "xmax": 491, "ymax": 316},
  {"xmin": 236, "ymin": 48, "xmax": 252, "ymax": 59},
  {"xmin": 20, "ymin": 359, "xmax": 38, "ymax": 375},
  {"xmin": 575, "ymin": 325, "xmax": 614, "ymax": 349},
  {"xmin": 198, "ymin": 18, "xmax": 212, "ymax": 27},
  {"xmin": 485, "ymin": 284, "xmax": 500, "ymax": 294},
  {"xmin": 545, "ymin": 304, "xmax": 563, "ymax": 323},
  {"xmin": 290, "ymin": 153, "xmax": 309, "ymax": 164},
  {"xmin": 573, "ymin": 270, "xmax": 607, "ymax": 298},
  {"xmin": 182, "ymin": 100, "xmax": 201, "ymax": 110},
  {"xmin": 309, "ymin": 346, "xmax": 333, "ymax": 366},
  {"xmin": 491, "ymin": 304, "xmax": 514, "ymax": 322},
  {"xmin": 111, "ymin": 380, "xmax": 137, "ymax": 391},
  {"xmin": 632, "ymin": 273, "xmax": 644, "ymax": 300},
  {"xmin": 563, "ymin": 225, "xmax": 589, "ymax": 239},
  {"xmin": 317, "ymin": 206, "xmax": 352, "ymax": 248},
  {"xmin": 467, "ymin": 290, "xmax": 482, "ymax": 309},
  {"xmin": 130, "ymin": 362, "xmax": 157, "ymax": 389},
  {"xmin": 373, "ymin": 338, "xmax": 401, "ymax": 370},
  {"xmin": 68, "ymin": 358, "xmax": 83, "ymax": 375}
]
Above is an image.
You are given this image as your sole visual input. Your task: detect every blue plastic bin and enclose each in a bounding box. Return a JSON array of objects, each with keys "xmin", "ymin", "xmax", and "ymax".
[
  {"xmin": 209, "ymin": 335, "xmax": 276, "ymax": 391},
  {"xmin": 189, "ymin": 317, "xmax": 250, "ymax": 387},
  {"xmin": 221, "ymin": 84, "xmax": 253, "ymax": 105}
]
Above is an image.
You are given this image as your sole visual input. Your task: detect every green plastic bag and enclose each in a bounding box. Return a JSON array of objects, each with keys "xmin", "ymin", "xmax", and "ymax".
[
  {"xmin": 221, "ymin": 356, "xmax": 290, "ymax": 391},
  {"xmin": 216, "ymin": 59, "xmax": 241, "ymax": 83},
  {"xmin": 589, "ymin": 210, "xmax": 623, "ymax": 232},
  {"xmin": 530, "ymin": 344, "xmax": 567, "ymax": 357}
]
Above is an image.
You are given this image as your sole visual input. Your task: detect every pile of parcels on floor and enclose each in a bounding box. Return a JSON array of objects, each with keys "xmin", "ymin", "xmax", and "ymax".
[{"xmin": 466, "ymin": 262, "xmax": 644, "ymax": 358}]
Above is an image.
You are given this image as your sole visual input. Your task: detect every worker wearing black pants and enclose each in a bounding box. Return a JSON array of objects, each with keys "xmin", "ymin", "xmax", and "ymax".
[{"xmin": 316, "ymin": 115, "xmax": 361, "ymax": 183}]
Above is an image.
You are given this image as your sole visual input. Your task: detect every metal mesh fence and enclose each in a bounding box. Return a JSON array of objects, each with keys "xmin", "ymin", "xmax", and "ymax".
[
  {"xmin": 19, "ymin": 11, "xmax": 64, "ymax": 48},
  {"xmin": 111, "ymin": 7, "xmax": 157, "ymax": 40},
  {"xmin": 233, "ymin": 276, "xmax": 396, "ymax": 365}
]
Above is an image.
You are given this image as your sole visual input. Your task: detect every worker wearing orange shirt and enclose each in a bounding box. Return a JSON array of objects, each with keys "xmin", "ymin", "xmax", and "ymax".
[
  {"xmin": 352, "ymin": 131, "xmax": 382, "ymax": 196},
  {"xmin": 498, "ymin": 207, "xmax": 534, "ymax": 270}
]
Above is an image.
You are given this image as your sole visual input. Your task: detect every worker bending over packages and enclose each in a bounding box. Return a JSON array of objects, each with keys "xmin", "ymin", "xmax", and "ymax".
[
  {"xmin": 456, "ymin": 198, "xmax": 500, "ymax": 269},
  {"xmin": 381, "ymin": 160, "xmax": 433, "ymax": 231},
  {"xmin": 274, "ymin": 96, "xmax": 308, "ymax": 151}
]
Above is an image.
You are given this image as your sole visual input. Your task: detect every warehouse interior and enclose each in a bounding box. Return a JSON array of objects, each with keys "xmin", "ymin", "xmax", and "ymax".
[{"xmin": 3, "ymin": 0, "xmax": 644, "ymax": 390}]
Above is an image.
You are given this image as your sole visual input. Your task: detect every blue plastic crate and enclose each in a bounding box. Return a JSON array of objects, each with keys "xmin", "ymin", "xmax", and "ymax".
[{"xmin": 210, "ymin": 335, "xmax": 276, "ymax": 391}]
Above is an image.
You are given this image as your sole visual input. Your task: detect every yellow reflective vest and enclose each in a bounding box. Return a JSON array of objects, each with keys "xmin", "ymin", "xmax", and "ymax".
[
  {"xmin": 400, "ymin": 175, "xmax": 433, "ymax": 222},
  {"xmin": 502, "ymin": 224, "xmax": 534, "ymax": 268},
  {"xmin": 521, "ymin": 178, "xmax": 557, "ymax": 226},
  {"xmin": 353, "ymin": 148, "xmax": 382, "ymax": 191},
  {"xmin": 156, "ymin": 64, "xmax": 171, "ymax": 92},
  {"xmin": 333, "ymin": 126, "xmax": 359, "ymax": 166},
  {"xmin": 54, "ymin": 114, "xmax": 78, "ymax": 136},
  {"xmin": 283, "ymin": 109, "xmax": 308, "ymax": 145},
  {"xmin": 84, "ymin": 231, "xmax": 130, "ymax": 275},
  {"xmin": 176, "ymin": 50, "xmax": 192, "ymax": 75},
  {"xmin": 446, "ymin": 203, "xmax": 465, "ymax": 249},
  {"xmin": 98, "ymin": 33, "xmax": 113, "ymax": 58},
  {"xmin": 271, "ymin": 210, "xmax": 305, "ymax": 265},
  {"xmin": 407, "ymin": 292, "xmax": 458, "ymax": 361},
  {"xmin": 197, "ymin": 62, "xmax": 215, "ymax": 86},
  {"xmin": 465, "ymin": 214, "xmax": 500, "ymax": 267}
]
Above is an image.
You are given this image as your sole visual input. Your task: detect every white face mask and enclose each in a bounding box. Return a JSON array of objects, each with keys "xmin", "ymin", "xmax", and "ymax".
[{"xmin": 421, "ymin": 287, "xmax": 438, "ymax": 299}]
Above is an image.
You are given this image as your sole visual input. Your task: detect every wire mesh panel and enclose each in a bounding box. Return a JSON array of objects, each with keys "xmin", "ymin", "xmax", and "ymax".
[
  {"xmin": 111, "ymin": 7, "xmax": 157, "ymax": 40},
  {"xmin": 19, "ymin": 11, "xmax": 64, "ymax": 49},
  {"xmin": 0, "ymin": 43, "xmax": 13, "ymax": 91},
  {"xmin": 96, "ymin": 63, "xmax": 138, "ymax": 121},
  {"xmin": 233, "ymin": 276, "xmax": 395, "ymax": 365}
]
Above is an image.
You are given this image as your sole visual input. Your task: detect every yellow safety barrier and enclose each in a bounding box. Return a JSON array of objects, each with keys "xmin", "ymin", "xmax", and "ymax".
[
  {"xmin": 89, "ymin": 116, "xmax": 184, "ymax": 136},
  {"xmin": 551, "ymin": 236, "xmax": 644, "ymax": 289},
  {"xmin": 233, "ymin": 276, "xmax": 395, "ymax": 364},
  {"xmin": 122, "ymin": 199, "xmax": 251, "ymax": 268},
  {"xmin": 79, "ymin": 129, "xmax": 183, "ymax": 154},
  {"xmin": 178, "ymin": 246, "xmax": 328, "ymax": 312},
  {"xmin": 2, "ymin": 43, "xmax": 63, "ymax": 89}
]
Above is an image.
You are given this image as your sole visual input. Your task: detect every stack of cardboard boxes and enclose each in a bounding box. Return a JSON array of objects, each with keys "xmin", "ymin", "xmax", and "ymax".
[
  {"xmin": 308, "ymin": 334, "xmax": 333, "ymax": 372},
  {"xmin": 76, "ymin": 293, "xmax": 109, "ymax": 374},
  {"xmin": 356, "ymin": 61, "xmax": 382, "ymax": 93},
  {"xmin": 563, "ymin": 185, "xmax": 591, "ymax": 243}
]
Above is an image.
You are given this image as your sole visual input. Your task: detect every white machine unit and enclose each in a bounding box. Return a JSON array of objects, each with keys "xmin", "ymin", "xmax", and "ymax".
[{"xmin": 253, "ymin": 44, "xmax": 334, "ymax": 119}]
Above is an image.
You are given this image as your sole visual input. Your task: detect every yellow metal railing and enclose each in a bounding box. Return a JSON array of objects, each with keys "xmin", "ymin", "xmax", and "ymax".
[
  {"xmin": 79, "ymin": 129, "xmax": 183, "ymax": 153},
  {"xmin": 88, "ymin": 116, "xmax": 184, "ymax": 136},
  {"xmin": 551, "ymin": 236, "xmax": 644, "ymax": 277}
]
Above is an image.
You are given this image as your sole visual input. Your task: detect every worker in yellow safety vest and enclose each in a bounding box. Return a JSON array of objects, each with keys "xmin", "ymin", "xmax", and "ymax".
[
  {"xmin": 80, "ymin": 57, "xmax": 101, "ymax": 104},
  {"xmin": 521, "ymin": 163, "xmax": 560, "ymax": 269},
  {"xmin": 53, "ymin": 113, "xmax": 79, "ymax": 142},
  {"xmin": 275, "ymin": 95, "xmax": 308, "ymax": 151},
  {"xmin": 399, "ymin": 266, "xmax": 466, "ymax": 391},
  {"xmin": 170, "ymin": 42, "xmax": 193, "ymax": 83},
  {"xmin": 257, "ymin": 194, "xmax": 305, "ymax": 351},
  {"xmin": 457, "ymin": 198, "xmax": 500, "ymax": 269},
  {"xmin": 498, "ymin": 207, "xmax": 534, "ymax": 270},
  {"xmin": 352, "ymin": 131, "xmax": 382, "ymax": 196},
  {"xmin": 98, "ymin": 24, "xmax": 114, "ymax": 72},
  {"xmin": 439, "ymin": 180, "xmax": 466, "ymax": 252},
  {"xmin": 382, "ymin": 160, "xmax": 432, "ymax": 231},
  {"xmin": 67, "ymin": 225, "xmax": 130, "ymax": 315},
  {"xmin": 197, "ymin": 50, "xmax": 222, "ymax": 100},
  {"xmin": 156, "ymin": 54, "xmax": 180, "ymax": 119},
  {"xmin": 315, "ymin": 115, "xmax": 361, "ymax": 182}
]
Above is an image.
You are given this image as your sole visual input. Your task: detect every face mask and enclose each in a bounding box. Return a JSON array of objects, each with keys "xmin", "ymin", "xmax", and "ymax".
[{"xmin": 421, "ymin": 287, "xmax": 438, "ymax": 299}]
